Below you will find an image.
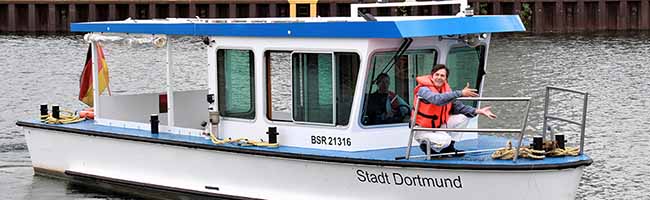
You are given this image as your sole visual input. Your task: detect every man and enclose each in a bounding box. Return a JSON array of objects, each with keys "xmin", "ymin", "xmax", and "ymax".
[
  {"xmin": 413, "ymin": 64, "xmax": 496, "ymax": 156},
  {"xmin": 366, "ymin": 73, "xmax": 410, "ymax": 125}
]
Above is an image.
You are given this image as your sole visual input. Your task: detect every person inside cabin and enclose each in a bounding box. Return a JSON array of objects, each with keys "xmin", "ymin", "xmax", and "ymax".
[
  {"xmin": 365, "ymin": 73, "xmax": 410, "ymax": 125},
  {"xmin": 413, "ymin": 64, "xmax": 497, "ymax": 156}
]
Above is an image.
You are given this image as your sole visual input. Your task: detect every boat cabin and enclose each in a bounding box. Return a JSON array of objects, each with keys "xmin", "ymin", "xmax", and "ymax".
[{"xmin": 70, "ymin": 1, "xmax": 525, "ymax": 152}]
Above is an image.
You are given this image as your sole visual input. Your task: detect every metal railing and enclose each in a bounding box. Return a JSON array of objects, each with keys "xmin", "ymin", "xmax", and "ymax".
[
  {"xmin": 351, "ymin": 0, "xmax": 470, "ymax": 18},
  {"xmin": 403, "ymin": 96, "xmax": 532, "ymax": 162},
  {"xmin": 542, "ymin": 86, "xmax": 589, "ymax": 155}
]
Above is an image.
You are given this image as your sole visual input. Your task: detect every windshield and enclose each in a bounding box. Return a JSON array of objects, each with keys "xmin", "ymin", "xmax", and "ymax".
[{"xmin": 360, "ymin": 49, "xmax": 437, "ymax": 126}]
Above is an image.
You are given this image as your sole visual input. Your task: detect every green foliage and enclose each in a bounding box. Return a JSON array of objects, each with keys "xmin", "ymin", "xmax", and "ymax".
[
  {"xmin": 397, "ymin": 6, "xmax": 409, "ymax": 16},
  {"xmin": 479, "ymin": 3, "xmax": 489, "ymax": 15},
  {"xmin": 520, "ymin": 3, "xmax": 533, "ymax": 28}
]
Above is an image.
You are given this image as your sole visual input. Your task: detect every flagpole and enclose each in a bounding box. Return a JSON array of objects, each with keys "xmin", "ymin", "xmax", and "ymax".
[
  {"xmin": 166, "ymin": 35, "xmax": 174, "ymax": 128},
  {"xmin": 91, "ymin": 40, "xmax": 100, "ymax": 118}
]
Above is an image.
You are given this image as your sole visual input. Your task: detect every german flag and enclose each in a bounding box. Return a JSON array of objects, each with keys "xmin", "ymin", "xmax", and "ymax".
[{"xmin": 78, "ymin": 42, "xmax": 110, "ymax": 107}]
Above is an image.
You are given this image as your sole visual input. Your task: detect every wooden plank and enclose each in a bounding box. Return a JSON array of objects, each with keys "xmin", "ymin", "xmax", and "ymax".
[
  {"xmin": 535, "ymin": 1, "xmax": 543, "ymax": 32},
  {"xmin": 228, "ymin": 3, "xmax": 236, "ymax": 18},
  {"xmin": 128, "ymin": 3, "xmax": 135, "ymax": 18},
  {"xmin": 108, "ymin": 4, "xmax": 116, "ymax": 20},
  {"xmin": 88, "ymin": 3, "xmax": 95, "ymax": 21},
  {"xmin": 494, "ymin": 1, "xmax": 502, "ymax": 14},
  {"xmin": 148, "ymin": 3, "xmax": 155, "ymax": 18},
  {"xmin": 28, "ymin": 3, "xmax": 35, "ymax": 31},
  {"xmin": 576, "ymin": 0, "xmax": 585, "ymax": 31},
  {"xmin": 189, "ymin": 3, "xmax": 196, "ymax": 17},
  {"xmin": 598, "ymin": 0, "xmax": 606, "ymax": 30},
  {"xmin": 8, "ymin": 4, "xmax": 16, "ymax": 32},
  {"xmin": 642, "ymin": 0, "xmax": 649, "ymax": 29},
  {"xmin": 556, "ymin": 1, "xmax": 564, "ymax": 32},
  {"xmin": 329, "ymin": 2, "xmax": 336, "ymax": 17},
  {"xmin": 270, "ymin": 3, "xmax": 278, "ymax": 17},
  {"xmin": 618, "ymin": 0, "xmax": 628, "ymax": 30},
  {"xmin": 249, "ymin": 3, "xmax": 256, "ymax": 18},
  {"xmin": 48, "ymin": 3, "xmax": 55, "ymax": 32},
  {"xmin": 208, "ymin": 4, "xmax": 216, "ymax": 18},
  {"xmin": 169, "ymin": 4, "xmax": 175, "ymax": 18}
]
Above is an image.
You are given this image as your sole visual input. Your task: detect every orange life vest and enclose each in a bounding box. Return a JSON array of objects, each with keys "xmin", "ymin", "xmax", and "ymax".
[{"xmin": 412, "ymin": 76, "xmax": 452, "ymax": 128}]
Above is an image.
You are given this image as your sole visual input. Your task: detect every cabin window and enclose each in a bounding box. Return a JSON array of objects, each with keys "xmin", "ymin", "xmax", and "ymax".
[
  {"xmin": 361, "ymin": 49, "xmax": 438, "ymax": 126},
  {"xmin": 265, "ymin": 51, "xmax": 359, "ymax": 126},
  {"xmin": 217, "ymin": 49, "xmax": 255, "ymax": 119},
  {"xmin": 446, "ymin": 45, "xmax": 486, "ymax": 107},
  {"xmin": 292, "ymin": 53, "xmax": 334, "ymax": 124},
  {"xmin": 266, "ymin": 51, "xmax": 293, "ymax": 121}
]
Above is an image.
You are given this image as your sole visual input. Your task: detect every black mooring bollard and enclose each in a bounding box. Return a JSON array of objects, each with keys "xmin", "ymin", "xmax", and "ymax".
[
  {"xmin": 40, "ymin": 104, "xmax": 48, "ymax": 119},
  {"xmin": 150, "ymin": 114, "xmax": 159, "ymax": 134},
  {"xmin": 532, "ymin": 136, "xmax": 543, "ymax": 150},
  {"xmin": 266, "ymin": 127, "xmax": 279, "ymax": 144},
  {"xmin": 51, "ymin": 105, "xmax": 60, "ymax": 119},
  {"xmin": 555, "ymin": 134, "xmax": 565, "ymax": 149}
]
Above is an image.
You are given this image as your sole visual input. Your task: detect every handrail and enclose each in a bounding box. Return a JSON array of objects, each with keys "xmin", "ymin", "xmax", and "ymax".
[
  {"xmin": 542, "ymin": 86, "xmax": 588, "ymax": 155},
  {"xmin": 350, "ymin": 0, "xmax": 470, "ymax": 18},
  {"xmin": 404, "ymin": 96, "xmax": 532, "ymax": 162}
]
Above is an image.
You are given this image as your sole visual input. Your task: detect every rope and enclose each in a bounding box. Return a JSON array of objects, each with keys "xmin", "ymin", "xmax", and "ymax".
[
  {"xmin": 40, "ymin": 110, "xmax": 86, "ymax": 124},
  {"xmin": 207, "ymin": 130, "xmax": 278, "ymax": 148},
  {"xmin": 491, "ymin": 140, "xmax": 580, "ymax": 160},
  {"xmin": 491, "ymin": 141, "xmax": 546, "ymax": 160}
]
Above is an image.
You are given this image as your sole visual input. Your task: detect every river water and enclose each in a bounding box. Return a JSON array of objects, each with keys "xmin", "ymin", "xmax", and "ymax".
[{"xmin": 1, "ymin": 33, "xmax": 649, "ymax": 199}]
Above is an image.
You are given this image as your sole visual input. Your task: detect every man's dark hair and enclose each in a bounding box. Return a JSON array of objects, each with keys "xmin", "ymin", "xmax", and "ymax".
[
  {"xmin": 374, "ymin": 73, "xmax": 390, "ymax": 84},
  {"xmin": 431, "ymin": 64, "xmax": 449, "ymax": 79}
]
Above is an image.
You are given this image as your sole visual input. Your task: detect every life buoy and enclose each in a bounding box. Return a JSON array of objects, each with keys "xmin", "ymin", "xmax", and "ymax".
[{"xmin": 79, "ymin": 108, "xmax": 95, "ymax": 119}]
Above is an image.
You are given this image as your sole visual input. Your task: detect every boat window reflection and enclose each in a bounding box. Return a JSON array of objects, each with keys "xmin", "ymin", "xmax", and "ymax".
[
  {"xmin": 292, "ymin": 53, "xmax": 334, "ymax": 124},
  {"xmin": 265, "ymin": 51, "xmax": 359, "ymax": 126},
  {"xmin": 217, "ymin": 49, "xmax": 255, "ymax": 119},
  {"xmin": 361, "ymin": 49, "xmax": 438, "ymax": 126},
  {"xmin": 446, "ymin": 45, "xmax": 486, "ymax": 107}
]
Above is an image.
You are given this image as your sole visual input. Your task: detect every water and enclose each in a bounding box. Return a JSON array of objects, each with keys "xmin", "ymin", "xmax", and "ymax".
[{"xmin": 1, "ymin": 33, "xmax": 649, "ymax": 199}]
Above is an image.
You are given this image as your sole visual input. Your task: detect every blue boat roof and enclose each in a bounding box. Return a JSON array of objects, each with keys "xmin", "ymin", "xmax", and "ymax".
[{"xmin": 71, "ymin": 15, "xmax": 525, "ymax": 38}]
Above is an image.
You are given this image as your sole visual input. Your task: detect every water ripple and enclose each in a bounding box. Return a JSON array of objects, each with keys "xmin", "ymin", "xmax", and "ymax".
[{"xmin": 1, "ymin": 33, "xmax": 649, "ymax": 199}]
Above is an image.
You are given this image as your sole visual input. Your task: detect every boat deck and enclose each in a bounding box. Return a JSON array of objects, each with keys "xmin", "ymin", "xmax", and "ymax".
[{"xmin": 19, "ymin": 120, "xmax": 592, "ymax": 170}]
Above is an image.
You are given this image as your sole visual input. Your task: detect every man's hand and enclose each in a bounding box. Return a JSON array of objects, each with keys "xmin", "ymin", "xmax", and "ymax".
[
  {"xmin": 461, "ymin": 83, "xmax": 479, "ymax": 97},
  {"xmin": 475, "ymin": 106, "xmax": 497, "ymax": 119}
]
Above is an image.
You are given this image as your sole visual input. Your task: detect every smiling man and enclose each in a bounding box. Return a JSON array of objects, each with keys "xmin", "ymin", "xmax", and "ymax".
[{"xmin": 412, "ymin": 64, "xmax": 497, "ymax": 156}]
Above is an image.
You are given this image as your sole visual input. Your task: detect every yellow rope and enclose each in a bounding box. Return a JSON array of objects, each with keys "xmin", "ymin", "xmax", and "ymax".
[
  {"xmin": 491, "ymin": 140, "xmax": 580, "ymax": 160},
  {"xmin": 40, "ymin": 110, "xmax": 86, "ymax": 124},
  {"xmin": 207, "ymin": 130, "xmax": 278, "ymax": 148},
  {"xmin": 491, "ymin": 141, "xmax": 546, "ymax": 160},
  {"xmin": 546, "ymin": 146, "xmax": 580, "ymax": 157}
]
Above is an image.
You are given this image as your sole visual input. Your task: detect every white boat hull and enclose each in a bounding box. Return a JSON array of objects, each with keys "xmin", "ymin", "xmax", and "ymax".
[{"xmin": 25, "ymin": 127, "xmax": 583, "ymax": 200}]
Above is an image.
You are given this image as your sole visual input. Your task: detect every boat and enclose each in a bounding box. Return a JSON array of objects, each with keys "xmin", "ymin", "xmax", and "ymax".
[{"xmin": 17, "ymin": 0, "xmax": 592, "ymax": 199}]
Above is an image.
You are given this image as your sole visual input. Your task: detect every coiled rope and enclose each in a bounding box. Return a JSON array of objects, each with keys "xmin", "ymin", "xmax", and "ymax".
[
  {"xmin": 40, "ymin": 110, "xmax": 86, "ymax": 124},
  {"xmin": 491, "ymin": 140, "xmax": 580, "ymax": 160},
  {"xmin": 207, "ymin": 130, "xmax": 278, "ymax": 148}
]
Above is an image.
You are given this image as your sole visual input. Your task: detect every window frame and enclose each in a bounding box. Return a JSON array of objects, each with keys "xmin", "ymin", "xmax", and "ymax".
[
  {"xmin": 264, "ymin": 50, "xmax": 293, "ymax": 122},
  {"xmin": 359, "ymin": 47, "xmax": 441, "ymax": 129},
  {"xmin": 263, "ymin": 50, "xmax": 362, "ymax": 128},
  {"xmin": 216, "ymin": 48, "xmax": 257, "ymax": 121},
  {"xmin": 445, "ymin": 44, "xmax": 487, "ymax": 107},
  {"xmin": 290, "ymin": 51, "xmax": 337, "ymax": 126}
]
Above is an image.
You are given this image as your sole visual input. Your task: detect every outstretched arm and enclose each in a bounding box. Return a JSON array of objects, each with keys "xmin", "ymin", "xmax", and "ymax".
[
  {"xmin": 451, "ymin": 101, "xmax": 477, "ymax": 117},
  {"xmin": 417, "ymin": 83, "xmax": 479, "ymax": 106},
  {"xmin": 475, "ymin": 106, "xmax": 497, "ymax": 119},
  {"xmin": 417, "ymin": 87, "xmax": 462, "ymax": 106}
]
